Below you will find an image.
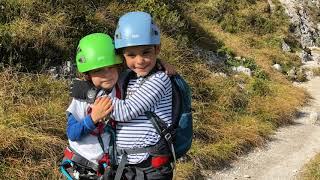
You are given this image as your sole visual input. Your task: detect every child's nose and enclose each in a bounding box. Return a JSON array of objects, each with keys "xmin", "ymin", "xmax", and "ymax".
[{"xmin": 136, "ymin": 55, "xmax": 145, "ymax": 64}]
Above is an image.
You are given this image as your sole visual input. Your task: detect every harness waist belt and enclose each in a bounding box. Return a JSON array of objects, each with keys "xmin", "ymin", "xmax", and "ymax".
[{"xmin": 64, "ymin": 147, "xmax": 99, "ymax": 171}]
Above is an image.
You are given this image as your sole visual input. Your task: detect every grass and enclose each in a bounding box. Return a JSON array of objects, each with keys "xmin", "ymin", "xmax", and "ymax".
[
  {"xmin": 299, "ymin": 153, "xmax": 320, "ymax": 180},
  {"xmin": 312, "ymin": 67, "xmax": 320, "ymax": 76},
  {"xmin": 0, "ymin": 67, "xmax": 68, "ymax": 179},
  {"xmin": 0, "ymin": 0, "xmax": 310, "ymax": 179}
]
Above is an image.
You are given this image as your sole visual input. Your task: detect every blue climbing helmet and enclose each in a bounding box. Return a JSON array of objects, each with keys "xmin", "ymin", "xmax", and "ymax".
[{"xmin": 114, "ymin": 11, "xmax": 160, "ymax": 49}]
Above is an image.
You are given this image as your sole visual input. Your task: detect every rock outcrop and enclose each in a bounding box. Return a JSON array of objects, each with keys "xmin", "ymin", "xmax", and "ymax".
[{"xmin": 279, "ymin": 0, "xmax": 320, "ymax": 48}]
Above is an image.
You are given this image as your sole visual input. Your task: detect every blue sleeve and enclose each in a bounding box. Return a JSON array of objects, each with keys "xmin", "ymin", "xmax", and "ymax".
[{"xmin": 67, "ymin": 113, "xmax": 97, "ymax": 141}]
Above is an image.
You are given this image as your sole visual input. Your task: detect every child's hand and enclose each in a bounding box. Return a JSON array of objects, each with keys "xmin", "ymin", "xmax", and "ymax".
[
  {"xmin": 91, "ymin": 96, "xmax": 113, "ymax": 124},
  {"xmin": 158, "ymin": 60, "xmax": 177, "ymax": 76}
]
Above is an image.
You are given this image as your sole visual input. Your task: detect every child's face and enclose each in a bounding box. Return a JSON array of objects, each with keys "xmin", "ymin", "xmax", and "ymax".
[
  {"xmin": 88, "ymin": 66, "xmax": 119, "ymax": 90},
  {"xmin": 123, "ymin": 45, "xmax": 160, "ymax": 77}
]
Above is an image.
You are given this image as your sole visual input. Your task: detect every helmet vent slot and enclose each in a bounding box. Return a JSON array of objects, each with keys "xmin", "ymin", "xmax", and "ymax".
[
  {"xmin": 79, "ymin": 57, "xmax": 85, "ymax": 63},
  {"xmin": 77, "ymin": 47, "xmax": 81, "ymax": 53},
  {"xmin": 115, "ymin": 33, "xmax": 121, "ymax": 39}
]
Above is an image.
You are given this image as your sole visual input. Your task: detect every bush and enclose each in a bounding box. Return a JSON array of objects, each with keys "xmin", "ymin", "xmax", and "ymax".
[
  {"xmin": 136, "ymin": 0, "xmax": 185, "ymax": 35},
  {"xmin": 244, "ymin": 12, "xmax": 275, "ymax": 35},
  {"xmin": 249, "ymin": 78, "xmax": 271, "ymax": 96},
  {"xmin": 0, "ymin": 0, "xmax": 123, "ymax": 71},
  {"xmin": 199, "ymin": 0, "xmax": 287, "ymax": 35},
  {"xmin": 284, "ymin": 34, "xmax": 301, "ymax": 51}
]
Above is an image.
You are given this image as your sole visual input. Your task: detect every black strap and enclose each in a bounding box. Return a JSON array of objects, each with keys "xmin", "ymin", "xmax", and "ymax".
[
  {"xmin": 115, "ymin": 154, "xmax": 127, "ymax": 180},
  {"xmin": 117, "ymin": 144, "xmax": 157, "ymax": 155},
  {"xmin": 145, "ymin": 112, "xmax": 177, "ymax": 166},
  {"xmin": 68, "ymin": 147, "xmax": 99, "ymax": 171},
  {"xmin": 145, "ymin": 111, "xmax": 173, "ymax": 143},
  {"xmin": 70, "ymin": 79, "xmax": 113, "ymax": 103},
  {"xmin": 97, "ymin": 134, "xmax": 105, "ymax": 153},
  {"xmin": 136, "ymin": 167, "xmax": 145, "ymax": 180},
  {"xmin": 114, "ymin": 144, "xmax": 156, "ymax": 180},
  {"xmin": 114, "ymin": 138, "xmax": 172, "ymax": 180}
]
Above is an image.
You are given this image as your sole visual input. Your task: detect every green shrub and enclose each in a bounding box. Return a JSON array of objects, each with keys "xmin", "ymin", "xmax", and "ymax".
[
  {"xmin": 217, "ymin": 46, "xmax": 235, "ymax": 57},
  {"xmin": 244, "ymin": 12, "xmax": 275, "ymax": 34},
  {"xmin": 136, "ymin": 0, "xmax": 185, "ymax": 35},
  {"xmin": 283, "ymin": 34, "xmax": 301, "ymax": 51},
  {"xmin": 270, "ymin": 53, "xmax": 301, "ymax": 74},
  {"xmin": 249, "ymin": 78, "xmax": 271, "ymax": 96},
  {"xmin": 220, "ymin": 14, "xmax": 242, "ymax": 33},
  {"xmin": 199, "ymin": 0, "xmax": 287, "ymax": 35},
  {"xmin": 230, "ymin": 91, "xmax": 249, "ymax": 113},
  {"xmin": 296, "ymin": 69, "xmax": 307, "ymax": 82}
]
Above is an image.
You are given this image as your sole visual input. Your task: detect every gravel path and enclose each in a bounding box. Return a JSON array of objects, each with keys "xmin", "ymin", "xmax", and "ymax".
[{"xmin": 207, "ymin": 77, "xmax": 320, "ymax": 180}]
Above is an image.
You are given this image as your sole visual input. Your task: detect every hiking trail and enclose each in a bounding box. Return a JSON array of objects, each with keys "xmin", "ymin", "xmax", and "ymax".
[{"xmin": 206, "ymin": 75, "xmax": 320, "ymax": 180}]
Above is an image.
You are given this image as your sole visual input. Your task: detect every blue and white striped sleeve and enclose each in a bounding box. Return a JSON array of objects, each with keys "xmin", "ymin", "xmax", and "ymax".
[{"xmin": 111, "ymin": 73, "xmax": 171, "ymax": 122}]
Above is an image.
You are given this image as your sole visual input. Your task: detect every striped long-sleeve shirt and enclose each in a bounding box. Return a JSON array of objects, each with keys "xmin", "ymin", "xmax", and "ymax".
[{"xmin": 110, "ymin": 71, "xmax": 172, "ymax": 164}]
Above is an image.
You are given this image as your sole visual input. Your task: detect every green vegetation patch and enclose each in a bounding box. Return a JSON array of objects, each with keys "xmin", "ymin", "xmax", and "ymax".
[
  {"xmin": 0, "ymin": 68, "xmax": 67, "ymax": 179},
  {"xmin": 196, "ymin": 0, "xmax": 288, "ymax": 35},
  {"xmin": 299, "ymin": 153, "xmax": 320, "ymax": 180}
]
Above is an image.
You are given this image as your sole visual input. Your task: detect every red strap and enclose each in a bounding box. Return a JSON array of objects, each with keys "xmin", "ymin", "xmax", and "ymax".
[
  {"xmin": 90, "ymin": 122, "xmax": 105, "ymax": 136},
  {"xmin": 109, "ymin": 119, "xmax": 116, "ymax": 128},
  {"xmin": 115, "ymin": 84, "xmax": 121, "ymax": 98},
  {"xmin": 98, "ymin": 153, "xmax": 110, "ymax": 166},
  {"xmin": 64, "ymin": 147, "xmax": 74, "ymax": 160},
  {"xmin": 151, "ymin": 156, "xmax": 170, "ymax": 169},
  {"xmin": 87, "ymin": 106, "xmax": 92, "ymax": 114}
]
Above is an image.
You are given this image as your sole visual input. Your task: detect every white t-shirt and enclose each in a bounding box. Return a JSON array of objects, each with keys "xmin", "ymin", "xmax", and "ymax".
[{"xmin": 66, "ymin": 88, "xmax": 116, "ymax": 165}]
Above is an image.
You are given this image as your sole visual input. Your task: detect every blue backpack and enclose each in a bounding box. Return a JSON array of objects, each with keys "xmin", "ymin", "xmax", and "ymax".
[
  {"xmin": 167, "ymin": 74, "xmax": 193, "ymax": 158},
  {"xmin": 172, "ymin": 75, "xmax": 193, "ymax": 158},
  {"xmin": 144, "ymin": 74, "xmax": 193, "ymax": 160}
]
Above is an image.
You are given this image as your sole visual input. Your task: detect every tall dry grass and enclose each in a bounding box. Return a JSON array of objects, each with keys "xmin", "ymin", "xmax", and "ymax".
[
  {"xmin": 0, "ymin": 67, "xmax": 68, "ymax": 179},
  {"xmin": 299, "ymin": 153, "xmax": 320, "ymax": 180}
]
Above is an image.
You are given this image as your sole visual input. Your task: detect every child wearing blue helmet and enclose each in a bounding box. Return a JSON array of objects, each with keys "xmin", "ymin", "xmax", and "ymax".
[{"xmin": 105, "ymin": 11, "xmax": 174, "ymax": 180}]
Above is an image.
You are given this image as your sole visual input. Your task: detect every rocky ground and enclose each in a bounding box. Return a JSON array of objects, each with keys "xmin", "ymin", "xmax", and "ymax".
[{"xmin": 206, "ymin": 73, "xmax": 320, "ymax": 180}]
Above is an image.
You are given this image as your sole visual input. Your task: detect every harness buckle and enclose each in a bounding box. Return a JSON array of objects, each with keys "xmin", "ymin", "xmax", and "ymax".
[
  {"xmin": 164, "ymin": 133, "xmax": 172, "ymax": 142},
  {"xmin": 118, "ymin": 149, "xmax": 127, "ymax": 155}
]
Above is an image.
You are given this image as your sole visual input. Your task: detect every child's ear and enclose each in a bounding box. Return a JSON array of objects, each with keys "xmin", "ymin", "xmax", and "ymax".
[{"xmin": 155, "ymin": 44, "xmax": 161, "ymax": 55}]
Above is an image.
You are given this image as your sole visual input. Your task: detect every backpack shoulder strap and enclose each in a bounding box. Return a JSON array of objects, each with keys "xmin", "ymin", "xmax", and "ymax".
[
  {"xmin": 70, "ymin": 79, "xmax": 98, "ymax": 103},
  {"xmin": 145, "ymin": 111, "xmax": 177, "ymax": 164},
  {"xmin": 122, "ymin": 70, "xmax": 136, "ymax": 98}
]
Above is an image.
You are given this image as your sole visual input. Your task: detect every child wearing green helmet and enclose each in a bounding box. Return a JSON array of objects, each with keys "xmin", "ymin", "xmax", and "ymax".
[{"xmin": 61, "ymin": 33, "xmax": 121, "ymax": 180}]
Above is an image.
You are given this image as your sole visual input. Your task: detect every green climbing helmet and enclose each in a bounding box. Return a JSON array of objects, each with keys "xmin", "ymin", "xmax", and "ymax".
[{"xmin": 76, "ymin": 33, "xmax": 122, "ymax": 73}]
